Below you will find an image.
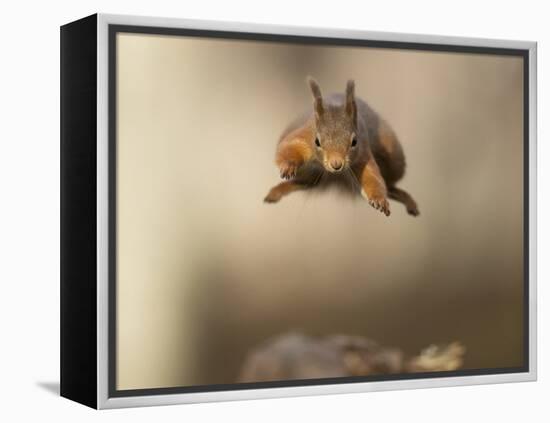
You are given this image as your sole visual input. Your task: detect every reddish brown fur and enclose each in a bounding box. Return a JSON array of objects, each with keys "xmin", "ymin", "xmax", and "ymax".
[{"xmin": 264, "ymin": 78, "xmax": 419, "ymax": 217}]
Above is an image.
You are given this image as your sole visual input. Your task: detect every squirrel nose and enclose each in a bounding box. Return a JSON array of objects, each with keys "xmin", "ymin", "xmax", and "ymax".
[{"xmin": 330, "ymin": 159, "xmax": 343, "ymax": 171}]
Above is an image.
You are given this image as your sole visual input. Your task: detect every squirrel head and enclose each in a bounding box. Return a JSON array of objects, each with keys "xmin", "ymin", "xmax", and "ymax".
[{"xmin": 307, "ymin": 77, "xmax": 360, "ymax": 173}]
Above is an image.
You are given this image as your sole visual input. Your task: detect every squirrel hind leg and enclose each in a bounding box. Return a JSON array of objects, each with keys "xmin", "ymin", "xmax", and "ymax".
[
  {"xmin": 264, "ymin": 180, "xmax": 308, "ymax": 203},
  {"xmin": 264, "ymin": 169, "xmax": 324, "ymax": 203},
  {"xmin": 388, "ymin": 186, "xmax": 420, "ymax": 216}
]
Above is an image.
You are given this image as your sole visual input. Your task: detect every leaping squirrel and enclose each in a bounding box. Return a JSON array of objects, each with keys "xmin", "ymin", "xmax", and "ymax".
[{"xmin": 264, "ymin": 77, "xmax": 419, "ymax": 217}]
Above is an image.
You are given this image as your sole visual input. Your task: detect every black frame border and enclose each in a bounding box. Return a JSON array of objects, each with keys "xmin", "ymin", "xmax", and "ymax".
[
  {"xmin": 107, "ymin": 24, "xmax": 530, "ymax": 398},
  {"xmin": 60, "ymin": 14, "xmax": 98, "ymax": 409}
]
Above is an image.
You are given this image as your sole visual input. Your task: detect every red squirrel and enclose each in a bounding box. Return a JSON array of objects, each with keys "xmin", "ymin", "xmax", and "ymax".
[{"xmin": 264, "ymin": 77, "xmax": 419, "ymax": 216}]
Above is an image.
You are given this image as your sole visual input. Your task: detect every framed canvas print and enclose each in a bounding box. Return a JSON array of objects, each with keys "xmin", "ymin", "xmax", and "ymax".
[{"xmin": 60, "ymin": 13, "xmax": 537, "ymax": 409}]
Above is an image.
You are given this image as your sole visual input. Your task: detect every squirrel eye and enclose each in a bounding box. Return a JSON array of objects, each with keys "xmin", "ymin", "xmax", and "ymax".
[
  {"xmin": 315, "ymin": 137, "xmax": 321, "ymax": 147},
  {"xmin": 351, "ymin": 136, "xmax": 358, "ymax": 147}
]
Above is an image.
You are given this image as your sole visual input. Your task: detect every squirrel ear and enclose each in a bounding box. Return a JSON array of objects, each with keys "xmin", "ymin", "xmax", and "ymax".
[
  {"xmin": 345, "ymin": 79, "xmax": 357, "ymax": 123},
  {"xmin": 307, "ymin": 76, "xmax": 324, "ymax": 117}
]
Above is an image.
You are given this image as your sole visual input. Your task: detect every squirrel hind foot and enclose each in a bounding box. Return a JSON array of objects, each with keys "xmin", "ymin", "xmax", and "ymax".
[
  {"xmin": 264, "ymin": 192, "xmax": 282, "ymax": 203},
  {"xmin": 407, "ymin": 205, "xmax": 420, "ymax": 216}
]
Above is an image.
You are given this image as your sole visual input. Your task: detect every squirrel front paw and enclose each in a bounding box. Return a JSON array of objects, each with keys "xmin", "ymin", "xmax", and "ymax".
[
  {"xmin": 369, "ymin": 197, "xmax": 390, "ymax": 216},
  {"xmin": 362, "ymin": 191, "xmax": 390, "ymax": 216},
  {"xmin": 279, "ymin": 161, "xmax": 300, "ymax": 180}
]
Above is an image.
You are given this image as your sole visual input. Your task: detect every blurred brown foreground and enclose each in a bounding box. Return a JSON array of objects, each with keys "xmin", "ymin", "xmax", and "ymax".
[{"xmin": 239, "ymin": 332, "xmax": 465, "ymax": 382}]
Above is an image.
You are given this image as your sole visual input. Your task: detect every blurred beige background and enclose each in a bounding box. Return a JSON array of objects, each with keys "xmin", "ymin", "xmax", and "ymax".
[{"xmin": 116, "ymin": 32, "xmax": 524, "ymax": 390}]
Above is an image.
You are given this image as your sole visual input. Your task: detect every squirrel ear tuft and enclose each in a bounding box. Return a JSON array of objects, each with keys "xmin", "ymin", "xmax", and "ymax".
[
  {"xmin": 307, "ymin": 76, "xmax": 324, "ymax": 117},
  {"xmin": 345, "ymin": 79, "xmax": 357, "ymax": 122},
  {"xmin": 346, "ymin": 79, "xmax": 355, "ymax": 103},
  {"xmin": 307, "ymin": 76, "xmax": 322, "ymax": 100}
]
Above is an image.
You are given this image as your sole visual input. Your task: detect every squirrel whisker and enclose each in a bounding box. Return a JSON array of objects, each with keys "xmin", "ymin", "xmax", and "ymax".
[
  {"xmin": 345, "ymin": 168, "xmax": 362, "ymax": 194},
  {"xmin": 311, "ymin": 169, "xmax": 325, "ymax": 188}
]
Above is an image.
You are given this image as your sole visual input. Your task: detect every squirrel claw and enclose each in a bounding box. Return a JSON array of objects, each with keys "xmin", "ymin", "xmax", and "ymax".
[{"xmin": 368, "ymin": 198, "xmax": 390, "ymax": 216}]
